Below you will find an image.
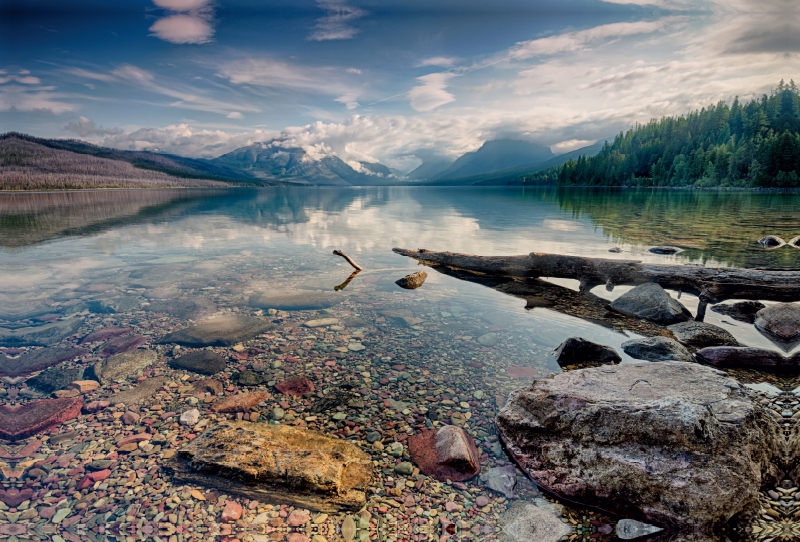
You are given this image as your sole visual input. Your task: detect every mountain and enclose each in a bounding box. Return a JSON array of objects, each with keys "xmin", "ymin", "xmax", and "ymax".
[
  {"xmin": 212, "ymin": 143, "xmax": 396, "ymax": 185},
  {"xmin": 0, "ymin": 134, "xmax": 236, "ymax": 190},
  {"xmin": 431, "ymin": 139, "xmax": 554, "ymax": 181},
  {"xmin": 524, "ymin": 80, "xmax": 800, "ymax": 188},
  {"xmin": 1, "ymin": 132, "xmax": 260, "ymax": 184},
  {"xmin": 406, "ymin": 157, "xmax": 454, "ymax": 181},
  {"xmin": 425, "ymin": 140, "xmax": 607, "ymax": 186}
]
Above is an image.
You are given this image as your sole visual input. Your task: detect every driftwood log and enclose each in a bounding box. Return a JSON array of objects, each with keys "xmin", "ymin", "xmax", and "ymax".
[{"xmin": 393, "ymin": 248, "xmax": 800, "ymax": 320}]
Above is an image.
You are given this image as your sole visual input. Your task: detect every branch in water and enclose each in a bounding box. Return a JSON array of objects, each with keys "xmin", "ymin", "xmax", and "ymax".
[{"xmin": 333, "ymin": 250, "xmax": 363, "ymax": 271}]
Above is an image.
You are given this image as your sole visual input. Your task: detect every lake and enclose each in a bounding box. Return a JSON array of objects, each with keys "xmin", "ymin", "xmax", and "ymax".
[{"xmin": 1, "ymin": 186, "xmax": 799, "ymax": 540}]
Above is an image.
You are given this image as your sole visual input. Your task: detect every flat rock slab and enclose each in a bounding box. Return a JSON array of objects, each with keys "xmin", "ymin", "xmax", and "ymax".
[
  {"xmin": 499, "ymin": 502, "xmax": 572, "ymax": 542},
  {"xmin": 755, "ymin": 303, "xmax": 800, "ymax": 348},
  {"xmin": 621, "ymin": 336, "xmax": 693, "ymax": 362},
  {"xmin": 496, "ymin": 362, "xmax": 782, "ymax": 529},
  {"xmin": 408, "ymin": 426, "xmax": 480, "ymax": 482},
  {"xmin": 159, "ymin": 316, "xmax": 274, "ymax": 347},
  {"xmin": 98, "ymin": 335, "xmax": 146, "ymax": 357},
  {"xmin": 26, "ymin": 366, "xmax": 86, "ymax": 394},
  {"xmin": 90, "ymin": 349, "xmax": 157, "ymax": 384},
  {"xmin": 710, "ymin": 301, "xmax": 766, "ymax": 324},
  {"xmin": 0, "ymin": 347, "xmax": 87, "ymax": 378},
  {"xmin": 0, "ymin": 318, "xmax": 83, "ymax": 347},
  {"xmin": 168, "ymin": 351, "xmax": 226, "ymax": 375},
  {"xmin": 80, "ymin": 327, "xmax": 132, "ymax": 344},
  {"xmin": 667, "ymin": 321, "xmax": 738, "ymax": 347},
  {"xmin": 106, "ymin": 376, "xmax": 170, "ymax": 406},
  {"xmin": 211, "ymin": 392, "xmax": 271, "ymax": 413},
  {"xmin": 248, "ymin": 292, "xmax": 344, "ymax": 311},
  {"xmin": 304, "ymin": 318, "xmax": 339, "ymax": 328},
  {"xmin": 609, "ymin": 283, "xmax": 691, "ymax": 325},
  {"xmin": 166, "ymin": 421, "xmax": 373, "ymax": 512},
  {"xmin": 0, "ymin": 397, "xmax": 83, "ymax": 440},
  {"xmin": 695, "ymin": 347, "xmax": 800, "ymax": 373},
  {"xmin": 553, "ymin": 337, "xmax": 620, "ymax": 368},
  {"xmin": 275, "ymin": 377, "xmax": 315, "ymax": 396}
]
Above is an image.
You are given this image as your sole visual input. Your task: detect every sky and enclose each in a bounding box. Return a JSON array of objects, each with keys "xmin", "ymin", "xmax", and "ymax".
[{"xmin": 1, "ymin": 0, "xmax": 798, "ymax": 171}]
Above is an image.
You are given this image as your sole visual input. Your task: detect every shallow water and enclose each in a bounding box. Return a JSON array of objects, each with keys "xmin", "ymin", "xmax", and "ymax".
[{"xmin": 1, "ymin": 187, "xmax": 800, "ymax": 541}]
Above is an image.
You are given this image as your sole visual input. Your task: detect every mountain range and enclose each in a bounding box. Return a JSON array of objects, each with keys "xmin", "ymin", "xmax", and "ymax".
[{"xmin": 0, "ymin": 132, "xmax": 604, "ymax": 190}]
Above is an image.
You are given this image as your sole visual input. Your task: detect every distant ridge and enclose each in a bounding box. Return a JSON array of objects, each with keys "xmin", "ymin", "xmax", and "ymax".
[{"xmin": 431, "ymin": 139, "xmax": 554, "ymax": 181}]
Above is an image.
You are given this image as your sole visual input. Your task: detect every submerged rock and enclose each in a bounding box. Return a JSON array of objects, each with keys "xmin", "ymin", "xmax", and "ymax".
[
  {"xmin": 0, "ymin": 397, "xmax": 83, "ymax": 440},
  {"xmin": 168, "ymin": 350, "xmax": 226, "ymax": 375},
  {"xmin": 248, "ymin": 291, "xmax": 343, "ymax": 311},
  {"xmin": 166, "ymin": 421, "xmax": 373, "ymax": 512},
  {"xmin": 480, "ymin": 466, "xmax": 517, "ymax": 499},
  {"xmin": 275, "ymin": 376, "xmax": 315, "ymax": 396},
  {"xmin": 496, "ymin": 362, "xmax": 782, "ymax": 530},
  {"xmin": 667, "ymin": 321, "xmax": 738, "ymax": 347},
  {"xmin": 754, "ymin": 303, "xmax": 800, "ymax": 348},
  {"xmin": 0, "ymin": 318, "xmax": 83, "ymax": 347},
  {"xmin": 710, "ymin": 300, "xmax": 766, "ymax": 324},
  {"xmin": 395, "ymin": 271, "xmax": 427, "ymax": 290},
  {"xmin": 499, "ymin": 502, "xmax": 572, "ymax": 542},
  {"xmin": 758, "ymin": 235, "xmax": 785, "ymax": 248},
  {"xmin": 695, "ymin": 346, "xmax": 799, "ymax": 373},
  {"xmin": 98, "ymin": 335, "xmax": 146, "ymax": 357},
  {"xmin": 647, "ymin": 246, "xmax": 682, "ymax": 255},
  {"xmin": 159, "ymin": 315, "xmax": 274, "ymax": 347},
  {"xmin": 616, "ymin": 519, "xmax": 663, "ymax": 540},
  {"xmin": 26, "ymin": 366, "xmax": 86, "ymax": 394},
  {"xmin": 408, "ymin": 424, "xmax": 480, "ymax": 482},
  {"xmin": 621, "ymin": 336, "xmax": 693, "ymax": 362},
  {"xmin": 552, "ymin": 337, "xmax": 621, "ymax": 368},
  {"xmin": 0, "ymin": 346, "xmax": 87, "ymax": 378},
  {"xmin": 90, "ymin": 349, "xmax": 157, "ymax": 384},
  {"xmin": 609, "ymin": 283, "xmax": 692, "ymax": 325}
]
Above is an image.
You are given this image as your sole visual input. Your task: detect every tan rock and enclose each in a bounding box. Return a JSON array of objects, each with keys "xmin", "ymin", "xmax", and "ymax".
[
  {"xmin": 167, "ymin": 421, "xmax": 373, "ymax": 512},
  {"xmin": 91, "ymin": 349, "xmax": 157, "ymax": 384},
  {"xmin": 68, "ymin": 380, "xmax": 100, "ymax": 393},
  {"xmin": 304, "ymin": 318, "xmax": 339, "ymax": 328},
  {"xmin": 211, "ymin": 392, "xmax": 271, "ymax": 413}
]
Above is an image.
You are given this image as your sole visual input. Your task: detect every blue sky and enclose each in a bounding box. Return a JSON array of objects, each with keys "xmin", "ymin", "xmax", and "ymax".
[{"xmin": 1, "ymin": 0, "xmax": 796, "ymax": 171}]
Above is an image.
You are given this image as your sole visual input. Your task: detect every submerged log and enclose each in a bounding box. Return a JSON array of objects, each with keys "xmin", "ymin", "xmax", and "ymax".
[{"xmin": 392, "ymin": 248, "xmax": 800, "ymax": 303}]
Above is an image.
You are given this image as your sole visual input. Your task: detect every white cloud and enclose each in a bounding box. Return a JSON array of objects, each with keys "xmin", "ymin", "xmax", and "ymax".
[
  {"xmin": 152, "ymin": 0, "xmax": 212, "ymax": 11},
  {"xmin": 409, "ymin": 73, "xmax": 457, "ymax": 112},
  {"xmin": 226, "ymin": 111, "xmax": 243, "ymax": 119},
  {"xmin": 346, "ymin": 68, "xmax": 362, "ymax": 74},
  {"xmin": 0, "ymin": 68, "xmax": 74, "ymax": 114},
  {"xmin": 102, "ymin": 124, "xmax": 276, "ymax": 157},
  {"xmin": 149, "ymin": 14, "xmax": 215, "ymax": 44},
  {"xmin": 551, "ymin": 139, "xmax": 597, "ymax": 153},
  {"xmin": 416, "ymin": 56, "xmax": 459, "ymax": 68},
  {"xmin": 64, "ymin": 116, "xmax": 122, "ymax": 137},
  {"xmin": 309, "ymin": 1, "xmax": 366, "ymax": 41}
]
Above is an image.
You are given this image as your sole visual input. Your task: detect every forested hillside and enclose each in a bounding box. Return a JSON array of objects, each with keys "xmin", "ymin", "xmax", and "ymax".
[{"xmin": 522, "ymin": 81, "xmax": 800, "ymax": 188}]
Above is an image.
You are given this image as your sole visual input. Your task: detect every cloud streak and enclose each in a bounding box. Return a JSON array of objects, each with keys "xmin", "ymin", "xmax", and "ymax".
[{"xmin": 308, "ymin": 1, "xmax": 366, "ymax": 41}]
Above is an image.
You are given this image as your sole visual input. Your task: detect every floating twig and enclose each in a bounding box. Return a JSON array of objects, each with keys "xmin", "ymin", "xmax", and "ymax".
[
  {"xmin": 334, "ymin": 270, "xmax": 361, "ymax": 291},
  {"xmin": 333, "ymin": 249, "xmax": 363, "ymax": 271}
]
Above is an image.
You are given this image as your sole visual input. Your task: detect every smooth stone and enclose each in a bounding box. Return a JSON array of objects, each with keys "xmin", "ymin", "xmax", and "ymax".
[
  {"xmin": 394, "ymin": 462, "xmax": 414, "ymax": 475},
  {"xmin": 496, "ymin": 362, "xmax": 783, "ymax": 529},
  {"xmin": 480, "ymin": 466, "xmax": 517, "ymax": 499},
  {"xmin": 26, "ymin": 366, "xmax": 86, "ymax": 394},
  {"xmin": 180, "ymin": 408, "xmax": 200, "ymax": 426},
  {"xmin": 347, "ymin": 343, "xmax": 366, "ymax": 352},
  {"xmin": 68, "ymin": 380, "xmax": 100, "ymax": 393},
  {"xmin": 159, "ymin": 315, "xmax": 274, "ymax": 347},
  {"xmin": 211, "ymin": 391, "xmax": 271, "ymax": 413},
  {"xmin": 609, "ymin": 283, "xmax": 691, "ymax": 325},
  {"xmin": 552, "ymin": 337, "xmax": 621, "ymax": 368},
  {"xmin": 304, "ymin": 318, "xmax": 339, "ymax": 328},
  {"xmin": 499, "ymin": 502, "xmax": 572, "ymax": 542},
  {"xmin": 616, "ymin": 519, "xmax": 664, "ymax": 539},
  {"xmin": 275, "ymin": 376, "xmax": 315, "ymax": 396},
  {"xmin": 477, "ymin": 333, "xmax": 499, "ymax": 347},
  {"xmin": 395, "ymin": 271, "xmax": 427, "ymax": 290},
  {"xmin": 408, "ymin": 425, "xmax": 479, "ymax": 482},
  {"xmin": 89, "ymin": 349, "xmax": 157, "ymax": 384},
  {"xmin": 168, "ymin": 351, "xmax": 226, "ymax": 375},
  {"xmin": 0, "ymin": 397, "xmax": 83, "ymax": 440},
  {"xmin": 233, "ymin": 370, "xmax": 267, "ymax": 386},
  {"xmin": 621, "ymin": 336, "xmax": 693, "ymax": 363},
  {"xmin": 108, "ymin": 376, "xmax": 170, "ymax": 406},
  {"xmin": 98, "ymin": 335, "xmax": 147, "ymax": 357},
  {"xmin": 667, "ymin": 321, "xmax": 738, "ymax": 347},
  {"xmin": 191, "ymin": 378, "xmax": 223, "ymax": 396},
  {"xmin": 710, "ymin": 301, "xmax": 766, "ymax": 324},
  {"xmin": 79, "ymin": 327, "xmax": 132, "ymax": 344},
  {"xmin": 0, "ymin": 347, "xmax": 87, "ymax": 378},
  {"xmin": 166, "ymin": 421, "xmax": 373, "ymax": 512},
  {"xmin": 754, "ymin": 303, "xmax": 800, "ymax": 348},
  {"xmin": 249, "ymin": 291, "xmax": 344, "ymax": 311},
  {"xmin": 695, "ymin": 347, "xmax": 800, "ymax": 373},
  {"xmin": 0, "ymin": 318, "xmax": 83, "ymax": 347}
]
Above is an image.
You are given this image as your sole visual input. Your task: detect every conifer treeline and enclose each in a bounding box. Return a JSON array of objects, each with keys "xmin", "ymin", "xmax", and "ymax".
[{"xmin": 522, "ymin": 81, "xmax": 800, "ymax": 188}]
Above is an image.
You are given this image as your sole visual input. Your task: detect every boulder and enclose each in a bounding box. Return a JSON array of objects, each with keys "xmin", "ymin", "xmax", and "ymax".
[
  {"xmin": 477, "ymin": 332, "xmax": 499, "ymax": 347},
  {"xmin": 192, "ymin": 378, "xmax": 223, "ymax": 396},
  {"xmin": 0, "ymin": 318, "xmax": 83, "ymax": 347},
  {"xmin": 496, "ymin": 362, "xmax": 783, "ymax": 530},
  {"xmin": 99, "ymin": 335, "xmax": 146, "ymax": 357},
  {"xmin": 159, "ymin": 316, "xmax": 273, "ymax": 347},
  {"xmin": 248, "ymin": 292, "xmax": 343, "ymax": 311},
  {"xmin": 275, "ymin": 376, "xmax": 315, "ymax": 396},
  {"xmin": 552, "ymin": 337, "xmax": 621, "ymax": 368},
  {"xmin": 758, "ymin": 235, "xmax": 785, "ymax": 248},
  {"xmin": 499, "ymin": 502, "xmax": 572, "ymax": 542},
  {"xmin": 90, "ymin": 349, "xmax": 157, "ymax": 384},
  {"xmin": 710, "ymin": 301, "xmax": 766, "ymax": 324},
  {"xmin": 621, "ymin": 336, "xmax": 693, "ymax": 362},
  {"xmin": 0, "ymin": 347, "xmax": 87, "ymax": 378},
  {"xmin": 108, "ymin": 376, "xmax": 170, "ymax": 406},
  {"xmin": 408, "ymin": 425, "xmax": 480, "ymax": 482},
  {"xmin": 395, "ymin": 271, "xmax": 427, "ymax": 290},
  {"xmin": 609, "ymin": 283, "xmax": 692, "ymax": 325},
  {"xmin": 26, "ymin": 366, "xmax": 86, "ymax": 394},
  {"xmin": 166, "ymin": 421, "xmax": 373, "ymax": 512},
  {"xmin": 754, "ymin": 303, "xmax": 800, "ymax": 348},
  {"xmin": 667, "ymin": 321, "xmax": 738, "ymax": 347},
  {"xmin": 0, "ymin": 397, "xmax": 83, "ymax": 440},
  {"xmin": 168, "ymin": 351, "xmax": 226, "ymax": 375},
  {"xmin": 695, "ymin": 347, "xmax": 799, "ymax": 373}
]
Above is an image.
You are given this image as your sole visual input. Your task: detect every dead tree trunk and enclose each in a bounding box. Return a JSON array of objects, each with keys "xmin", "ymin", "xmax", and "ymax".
[{"xmin": 392, "ymin": 248, "xmax": 800, "ymax": 304}]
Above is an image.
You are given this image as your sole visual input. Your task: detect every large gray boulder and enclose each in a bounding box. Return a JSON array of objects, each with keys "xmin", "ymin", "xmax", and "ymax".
[
  {"xmin": 609, "ymin": 283, "xmax": 691, "ymax": 325},
  {"xmin": 754, "ymin": 303, "xmax": 800, "ymax": 348},
  {"xmin": 621, "ymin": 336, "xmax": 693, "ymax": 362},
  {"xmin": 667, "ymin": 321, "xmax": 738, "ymax": 348},
  {"xmin": 496, "ymin": 362, "xmax": 783, "ymax": 531}
]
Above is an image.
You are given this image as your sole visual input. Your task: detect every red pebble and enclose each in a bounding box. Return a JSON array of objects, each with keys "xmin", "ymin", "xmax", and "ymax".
[{"xmin": 221, "ymin": 501, "xmax": 242, "ymax": 522}]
